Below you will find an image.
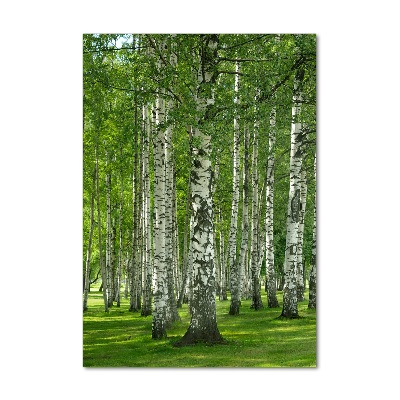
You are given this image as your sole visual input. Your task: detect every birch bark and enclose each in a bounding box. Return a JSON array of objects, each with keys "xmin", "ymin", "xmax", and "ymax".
[
  {"xmin": 308, "ymin": 153, "xmax": 317, "ymax": 309},
  {"xmin": 115, "ymin": 176, "xmax": 123, "ymax": 307},
  {"xmin": 219, "ymin": 208, "xmax": 227, "ymax": 300},
  {"xmin": 237, "ymin": 126, "xmax": 250, "ymax": 304},
  {"xmin": 83, "ymin": 168, "xmax": 96, "ymax": 312},
  {"xmin": 130, "ymin": 104, "xmax": 141, "ymax": 312},
  {"xmin": 141, "ymin": 105, "xmax": 152, "ymax": 316},
  {"xmin": 105, "ymin": 163, "xmax": 113, "ymax": 308},
  {"xmin": 228, "ymin": 61, "xmax": 241, "ymax": 315},
  {"xmin": 164, "ymin": 82, "xmax": 179, "ymax": 324},
  {"xmin": 95, "ymin": 146, "xmax": 108, "ymax": 312},
  {"xmin": 176, "ymin": 34, "xmax": 224, "ymax": 346},
  {"xmin": 250, "ymin": 117, "xmax": 263, "ymax": 310},
  {"xmin": 265, "ymin": 106, "xmax": 279, "ymax": 308},
  {"xmin": 152, "ymin": 94, "xmax": 169, "ymax": 338},
  {"xmin": 296, "ymin": 168, "xmax": 307, "ymax": 302},
  {"xmin": 281, "ymin": 68, "xmax": 305, "ymax": 318},
  {"xmin": 213, "ymin": 162, "xmax": 221, "ymax": 298}
]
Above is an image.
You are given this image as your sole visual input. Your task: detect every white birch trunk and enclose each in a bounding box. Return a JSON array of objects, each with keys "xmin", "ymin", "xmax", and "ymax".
[
  {"xmin": 95, "ymin": 146, "xmax": 108, "ymax": 312},
  {"xmin": 105, "ymin": 163, "xmax": 113, "ymax": 308},
  {"xmin": 250, "ymin": 115, "xmax": 263, "ymax": 310},
  {"xmin": 172, "ymin": 184, "xmax": 180, "ymax": 303},
  {"xmin": 124, "ymin": 271, "xmax": 129, "ymax": 299},
  {"xmin": 164, "ymin": 89, "xmax": 179, "ymax": 324},
  {"xmin": 83, "ymin": 168, "xmax": 96, "ymax": 312},
  {"xmin": 187, "ymin": 213, "xmax": 195, "ymax": 313},
  {"xmin": 308, "ymin": 153, "xmax": 317, "ymax": 309},
  {"xmin": 281, "ymin": 68, "xmax": 304, "ymax": 318},
  {"xmin": 228, "ymin": 61, "xmax": 241, "ymax": 315},
  {"xmin": 238, "ymin": 126, "xmax": 250, "ymax": 303},
  {"xmin": 115, "ymin": 177, "xmax": 123, "ymax": 307},
  {"xmin": 136, "ymin": 125, "xmax": 144, "ymax": 312},
  {"xmin": 152, "ymin": 94, "xmax": 169, "ymax": 338},
  {"xmin": 213, "ymin": 162, "xmax": 221, "ymax": 298},
  {"xmin": 141, "ymin": 105, "xmax": 152, "ymax": 316},
  {"xmin": 219, "ymin": 208, "xmax": 227, "ymax": 300},
  {"xmin": 176, "ymin": 35, "xmax": 223, "ymax": 346},
  {"xmin": 130, "ymin": 105, "xmax": 141, "ymax": 312},
  {"xmin": 265, "ymin": 105, "xmax": 279, "ymax": 308},
  {"xmin": 296, "ymin": 168, "xmax": 307, "ymax": 302}
]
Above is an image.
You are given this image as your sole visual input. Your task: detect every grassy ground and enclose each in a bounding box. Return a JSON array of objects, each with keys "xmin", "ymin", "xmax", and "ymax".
[{"xmin": 83, "ymin": 288, "xmax": 316, "ymax": 367}]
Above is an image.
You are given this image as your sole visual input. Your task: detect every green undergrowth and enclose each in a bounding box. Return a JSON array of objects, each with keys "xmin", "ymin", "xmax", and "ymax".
[{"xmin": 83, "ymin": 288, "xmax": 316, "ymax": 367}]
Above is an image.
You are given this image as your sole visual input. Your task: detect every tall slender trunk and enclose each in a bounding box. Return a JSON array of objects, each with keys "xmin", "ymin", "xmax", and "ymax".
[
  {"xmin": 296, "ymin": 168, "xmax": 307, "ymax": 302},
  {"xmin": 187, "ymin": 213, "xmax": 195, "ymax": 313},
  {"xmin": 141, "ymin": 105, "xmax": 153, "ymax": 316},
  {"xmin": 229, "ymin": 61, "xmax": 241, "ymax": 316},
  {"xmin": 164, "ymin": 93, "xmax": 179, "ymax": 324},
  {"xmin": 176, "ymin": 34, "xmax": 224, "ymax": 346},
  {"xmin": 281, "ymin": 67, "xmax": 305, "ymax": 318},
  {"xmin": 238, "ymin": 126, "xmax": 250, "ymax": 305},
  {"xmin": 212, "ymin": 162, "xmax": 221, "ymax": 299},
  {"xmin": 136, "ymin": 121, "xmax": 143, "ymax": 312},
  {"xmin": 219, "ymin": 208, "xmax": 227, "ymax": 300},
  {"xmin": 105, "ymin": 159, "xmax": 113, "ymax": 308},
  {"xmin": 83, "ymin": 168, "xmax": 96, "ymax": 311},
  {"xmin": 308, "ymin": 153, "xmax": 317, "ymax": 309},
  {"xmin": 250, "ymin": 115, "xmax": 263, "ymax": 310},
  {"xmin": 130, "ymin": 104, "xmax": 141, "ymax": 312},
  {"xmin": 95, "ymin": 145, "xmax": 108, "ymax": 312},
  {"xmin": 172, "ymin": 178, "xmax": 180, "ymax": 305},
  {"xmin": 115, "ymin": 176, "xmax": 123, "ymax": 307},
  {"xmin": 266, "ymin": 106, "xmax": 279, "ymax": 308},
  {"xmin": 124, "ymin": 261, "xmax": 129, "ymax": 299},
  {"xmin": 152, "ymin": 94, "xmax": 168, "ymax": 338}
]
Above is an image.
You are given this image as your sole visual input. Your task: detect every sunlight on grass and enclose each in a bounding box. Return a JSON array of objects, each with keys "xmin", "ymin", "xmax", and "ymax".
[{"xmin": 83, "ymin": 289, "xmax": 316, "ymax": 367}]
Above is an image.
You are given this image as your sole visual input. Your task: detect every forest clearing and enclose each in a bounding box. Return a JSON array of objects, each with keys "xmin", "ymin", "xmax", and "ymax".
[
  {"xmin": 83, "ymin": 285, "xmax": 316, "ymax": 367},
  {"xmin": 83, "ymin": 33, "xmax": 316, "ymax": 366}
]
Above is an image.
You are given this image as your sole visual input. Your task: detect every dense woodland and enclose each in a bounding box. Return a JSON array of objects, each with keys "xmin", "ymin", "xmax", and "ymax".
[{"xmin": 83, "ymin": 33, "xmax": 316, "ymax": 345}]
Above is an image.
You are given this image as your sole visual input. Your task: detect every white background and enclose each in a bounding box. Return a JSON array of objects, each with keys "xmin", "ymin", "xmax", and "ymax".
[{"xmin": 1, "ymin": 1, "xmax": 398, "ymax": 399}]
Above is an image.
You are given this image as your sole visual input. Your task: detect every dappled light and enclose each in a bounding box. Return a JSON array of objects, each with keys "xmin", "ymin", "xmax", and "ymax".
[
  {"xmin": 84, "ymin": 288, "xmax": 315, "ymax": 367},
  {"xmin": 83, "ymin": 33, "xmax": 316, "ymax": 367}
]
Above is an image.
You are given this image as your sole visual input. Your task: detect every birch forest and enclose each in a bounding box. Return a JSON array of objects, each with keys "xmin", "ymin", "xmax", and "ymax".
[{"xmin": 83, "ymin": 33, "xmax": 316, "ymax": 352}]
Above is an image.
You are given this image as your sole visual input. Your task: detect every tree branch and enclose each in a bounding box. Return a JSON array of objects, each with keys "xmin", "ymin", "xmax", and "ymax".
[
  {"xmin": 258, "ymin": 56, "xmax": 306, "ymax": 102},
  {"xmin": 223, "ymin": 34, "xmax": 273, "ymax": 51}
]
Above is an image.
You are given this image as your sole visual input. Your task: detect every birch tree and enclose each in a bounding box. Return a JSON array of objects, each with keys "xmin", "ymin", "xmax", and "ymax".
[
  {"xmin": 176, "ymin": 34, "xmax": 224, "ymax": 346},
  {"xmin": 228, "ymin": 61, "xmax": 242, "ymax": 316},
  {"xmin": 250, "ymin": 116, "xmax": 263, "ymax": 310},
  {"xmin": 83, "ymin": 168, "xmax": 96, "ymax": 312},
  {"xmin": 281, "ymin": 66, "xmax": 305, "ymax": 318},
  {"xmin": 265, "ymin": 105, "xmax": 279, "ymax": 308},
  {"xmin": 130, "ymin": 105, "xmax": 141, "ymax": 312},
  {"xmin": 238, "ymin": 126, "xmax": 250, "ymax": 304},
  {"xmin": 164, "ymin": 38, "xmax": 180, "ymax": 324},
  {"xmin": 308, "ymin": 153, "xmax": 317, "ymax": 309},
  {"xmin": 115, "ymin": 170, "xmax": 124, "ymax": 307},
  {"xmin": 105, "ymin": 158, "xmax": 114, "ymax": 308},
  {"xmin": 151, "ymin": 94, "xmax": 169, "ymax": 338},
  {"xmin": 95, "ymin": 144, "xmax": 108, "ymax": 312},
  {"xmin": 141, "ymin": 105, "xmax": 152, "ymax": 316},
  {"xmin": 296, "ymin": 168, "xmax": 307, "ymax": 302},
  {"xmin": 218, "ymin": 208, "xmax": 227, "ymax": 300}
]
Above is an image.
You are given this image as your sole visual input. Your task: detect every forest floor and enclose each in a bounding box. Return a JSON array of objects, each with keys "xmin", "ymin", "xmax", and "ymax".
[{"xmin": 83, "ymin": 287, "xmax": 316, "ymax": 367}]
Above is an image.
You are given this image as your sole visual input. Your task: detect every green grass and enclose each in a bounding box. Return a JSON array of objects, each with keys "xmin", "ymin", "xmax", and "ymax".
[{"xmin": 83, "ymin": 288, "xmax": 316, "ymax": 367}]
